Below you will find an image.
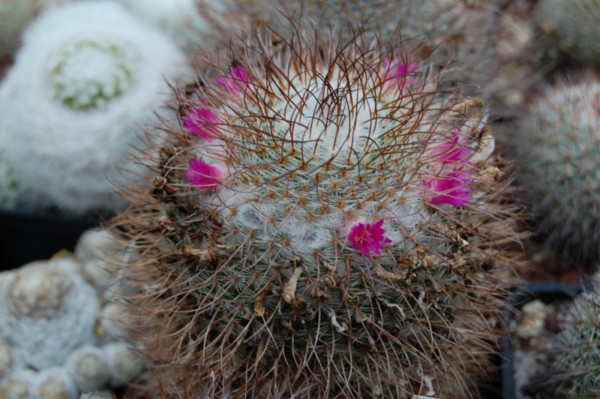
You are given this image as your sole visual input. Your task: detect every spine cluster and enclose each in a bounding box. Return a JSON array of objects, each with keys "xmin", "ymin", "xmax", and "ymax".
[{"xmin": 113, "ymin": 24, "xmax": 522, "ymax": 398}]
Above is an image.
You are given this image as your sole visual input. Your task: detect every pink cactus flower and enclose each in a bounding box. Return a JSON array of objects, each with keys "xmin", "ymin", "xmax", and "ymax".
[
  {"xmin": 425, "ymin": 130, "xmax": 473, "ymax": 206},
  {"xmin": 182, "ymin": 106, "xmax": 219, "ymax": 140},
  {"xmin": 216, "ymin": 66, "xmax": 249, "ymax": 97},
  {"xmin": 383, "ymin": 57, "xmax": 419, "ymax": 89},
  {"xmin": 348, "ymin": 219, "xmax": 392, "ymax": 258},
  {"xmin": 185, "ymin": 158, "xmax": 223, "ymax": 190}
]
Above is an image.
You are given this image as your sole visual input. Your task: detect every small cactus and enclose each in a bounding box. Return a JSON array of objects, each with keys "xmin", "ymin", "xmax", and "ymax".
[
  {"xmin": 551, "ymin": 282, "xmax": 600, "ymax": 398},
  {"xmin": 0, "ymin": 1, "xmax": 190, "ymax": 215},
  {"xmin": 536, "ymin": 0, "xmax": 600, "ymax": 66},
  {"xmin": 113, "ymin": 24, "xmax": 523, "ymax": 398},
  {"xmin": 514, "ymin": 72, "xmax": 600, "ymax": 268}
]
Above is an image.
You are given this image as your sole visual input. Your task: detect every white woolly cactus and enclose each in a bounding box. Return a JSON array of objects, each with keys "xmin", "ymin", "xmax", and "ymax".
[
  {"xmin": 514, "ymin": 72, "xmax": 600, "ymax": 268},
  {"xmin": 114, "ymin": 23, "xmax": 523, "ymax": 398},
  {"xmin": 0, "ymin": 229, "xmax": 145, "ymax": 397},
  {"xmin": 116, "ymin": 0, "xmax": 242, "ymax": 52},
  {"xmin": 0, "ymin": 0, "xmax": 189, "ymax": 215},
  {"xmin": 536, "ymin": 0, "xmax": 600, "ymax": 65}
]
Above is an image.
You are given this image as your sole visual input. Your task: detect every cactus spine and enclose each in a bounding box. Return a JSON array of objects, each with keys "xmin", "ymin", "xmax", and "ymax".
[{"xmin": 113, "ymin": 24, "xmax": 522, "ymax": 398}]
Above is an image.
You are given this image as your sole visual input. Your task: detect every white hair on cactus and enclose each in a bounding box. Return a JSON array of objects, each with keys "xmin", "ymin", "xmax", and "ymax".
[
  {"xmin": 117, "ymin": 0, "xmax": 231, "ymax": 51},
  {"xmin": 0, "ymin": 0, "xmax": 190, "ymax": 215},
  {"xmin": 64, "ymin": 346, "xmax": 109, "ymax": 392},
  {"xmin": 103, "ymin": 342, "xmax": 145, "ymax": 387},
  {"xmin": 0, "ymin": 259, "xmax": 98, "ymax": 371},
  {"xmin": 33, "ymin": 367, "xmax": 79, "ymax": 399},
  {"xmin": 0, "ymin": 368, "xmax": 38, "ymax": 399}
]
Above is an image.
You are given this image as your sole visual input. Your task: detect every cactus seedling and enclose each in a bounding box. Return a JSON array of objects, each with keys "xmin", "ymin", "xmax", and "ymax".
[{"xmin": 114, "ymin": 24, "xmax": 522, "ymax": 398}]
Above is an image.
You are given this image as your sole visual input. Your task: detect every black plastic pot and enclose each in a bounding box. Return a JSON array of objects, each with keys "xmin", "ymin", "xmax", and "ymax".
[
  {"xmin": 0, "ymin": 207, "xmax": 108, "ymax": 270},
  {"xmin": 502, "ymin": 282, "xmax": 583, "ymax": 399}
]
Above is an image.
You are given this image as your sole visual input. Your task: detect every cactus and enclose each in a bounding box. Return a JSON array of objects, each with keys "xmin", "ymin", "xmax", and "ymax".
[
  {"xmin": 116, "ymin": 0, "xmax": 248, "ymax": 52},
  {"xmin": 536, "ymin": 0, "xmax": 600, "ymax": 66},
  {"xmin": 112, "ymin": 23, "xmax": 523, "ymax": 398},
  {"xmin": 0, "ymin": 1, "xmax": 190, "ymax": 215},
  {"xmin": 514, "ymin": 72, "xmax": 600, "ymax": 268},
  {"xmin": 0, "ymin": 229, "xmax": 145, "ymax": 397},
  {"xmin": 551, "ymin": 282, "xmax": 600, "ymax": 398}
]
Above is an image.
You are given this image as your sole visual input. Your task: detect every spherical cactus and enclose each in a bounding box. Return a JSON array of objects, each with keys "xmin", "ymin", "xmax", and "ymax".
[
  {"xmin": 64, "ymin": 346, "xmax": 110, "ymax": 393},
  {"xmin": 113, "ymin": 25, "xmax": 522, "ymax": 398},
  {"xmin": 0, "ymin": 258, "xmax": 98, "ymax": 370},
  {"xmin": 514, "ymin": 72, "xmax": 600, "ymax": 268},
  {"xmin": 536, "ymin": 0, "xmax": 600, "ymax": 65},
  {"xmin": 33, "ymin": 367, "xmax": 79, "ymax": 399},
  {"xmin": 0, "ymin": 0, "xmax": 189, "ymax": 215},
  {"xmin": 0, "ymin": 369, "xmax": 37, "ymax": 399}
]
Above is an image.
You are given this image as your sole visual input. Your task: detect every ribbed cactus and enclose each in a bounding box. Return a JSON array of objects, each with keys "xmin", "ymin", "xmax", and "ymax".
[
  {"xmin": 113, "ymin": 25, "xmax": 522, "ymax": 398},
  {"xmin": 536, "ymin": 0, "xmax": 600, "ymax": 65},
  {"xmin": 514, "ymin": 72, "xmax": 600, "ymax": 268},
  {"xmin": 0, "ymin": 1, "xmax": 189, "ymax": 215}
]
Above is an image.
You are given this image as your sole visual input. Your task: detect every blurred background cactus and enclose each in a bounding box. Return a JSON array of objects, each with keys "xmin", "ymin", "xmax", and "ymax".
[
  {"xmin": 0, "ymin": 229, "xmax": 144, "ymax": 398},
  {"xmin": 112, "ymin": 21, "xmax": 523, "ymax": 398},
  {"xmin": 536, "ymin": 0, "xmax": 600, "ymax": 66},
  {"xmin": 0, "ymin": 0, "xmax": 69, "ymax": 60},
  {"xmin": 513, "ymin": 72, "xmax": 600, "ymax": 269},
  {"xmin": 0, "ymin": 0, "xmax": 190, "ymax": 216}
]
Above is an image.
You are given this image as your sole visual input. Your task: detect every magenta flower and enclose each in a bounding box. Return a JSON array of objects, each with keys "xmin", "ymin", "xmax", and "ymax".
[
  {"xmin": 216, "ymin": 66, "xmax": 249, "ymax": 97},
  {"xmin": 185, "ymin": 158, "xmax": 223, "ymax": 190},
  {"xmin": 383, "ymin": 57, "xmax": 419, "ymax": 89},
  {"xmin": 424, "ymin": 130, "xmax": 473, "ymax": 206},
  {"xmin": 182, "ymin": 106, "xmax": 219, "ymax": 140},
  {"xmin": 348, "ymin": 219, "xmax": 392, "ymax": 258}
]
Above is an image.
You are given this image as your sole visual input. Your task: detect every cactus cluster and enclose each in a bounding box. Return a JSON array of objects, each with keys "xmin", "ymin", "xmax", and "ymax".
[
  {"xmin": 536, "ymin": 0, "xmax": 600, "ymax": 66},
  {"xmin": 113, "ymin": 24, "xmax": 522, "ymax": 398},
  {"xmin": 0, "ymin": 0, "xmax": 190, "ymax": 215},
  {"xmin": 514, "ymin": 72, "xmax": 600, "ymax": 268},
  {"xmin": 0, "ymin": 229, "xmax": 144, "ymax": 399}
]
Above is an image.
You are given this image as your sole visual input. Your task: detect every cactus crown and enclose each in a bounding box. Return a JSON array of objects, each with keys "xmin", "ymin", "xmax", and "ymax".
[
  {"xmin": 51, "ymin": 40, "xmax": 134, "ymax": 110},
  {"xmin": 115, "ymin": 24, "xmax": 520, "ymax": 398}
]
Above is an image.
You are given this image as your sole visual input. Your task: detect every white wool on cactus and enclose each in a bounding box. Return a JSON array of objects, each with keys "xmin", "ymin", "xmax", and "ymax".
[
  {"xmin": 0, "ymin": 0, "xmax": 190, "ymax": 215},
  {"xmin": 0, "ymin": 0, "xmax": 75, "ymax": 58}
]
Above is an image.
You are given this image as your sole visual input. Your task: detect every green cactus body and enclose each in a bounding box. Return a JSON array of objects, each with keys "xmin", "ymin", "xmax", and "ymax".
[
  {"xmin": 537, "ymin": 0, "xmax": 600, "ymax": 65},
  {"xmin": 114, "ymin": 26, "xmax": 521, "ymax": 398},
  {"xmin": 51, "ymin": 40, "xmax": 134, "ymax": 111},
  {"xmin": 515, "ymin": 73, "xmax": 600, "ymax": 268}
]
